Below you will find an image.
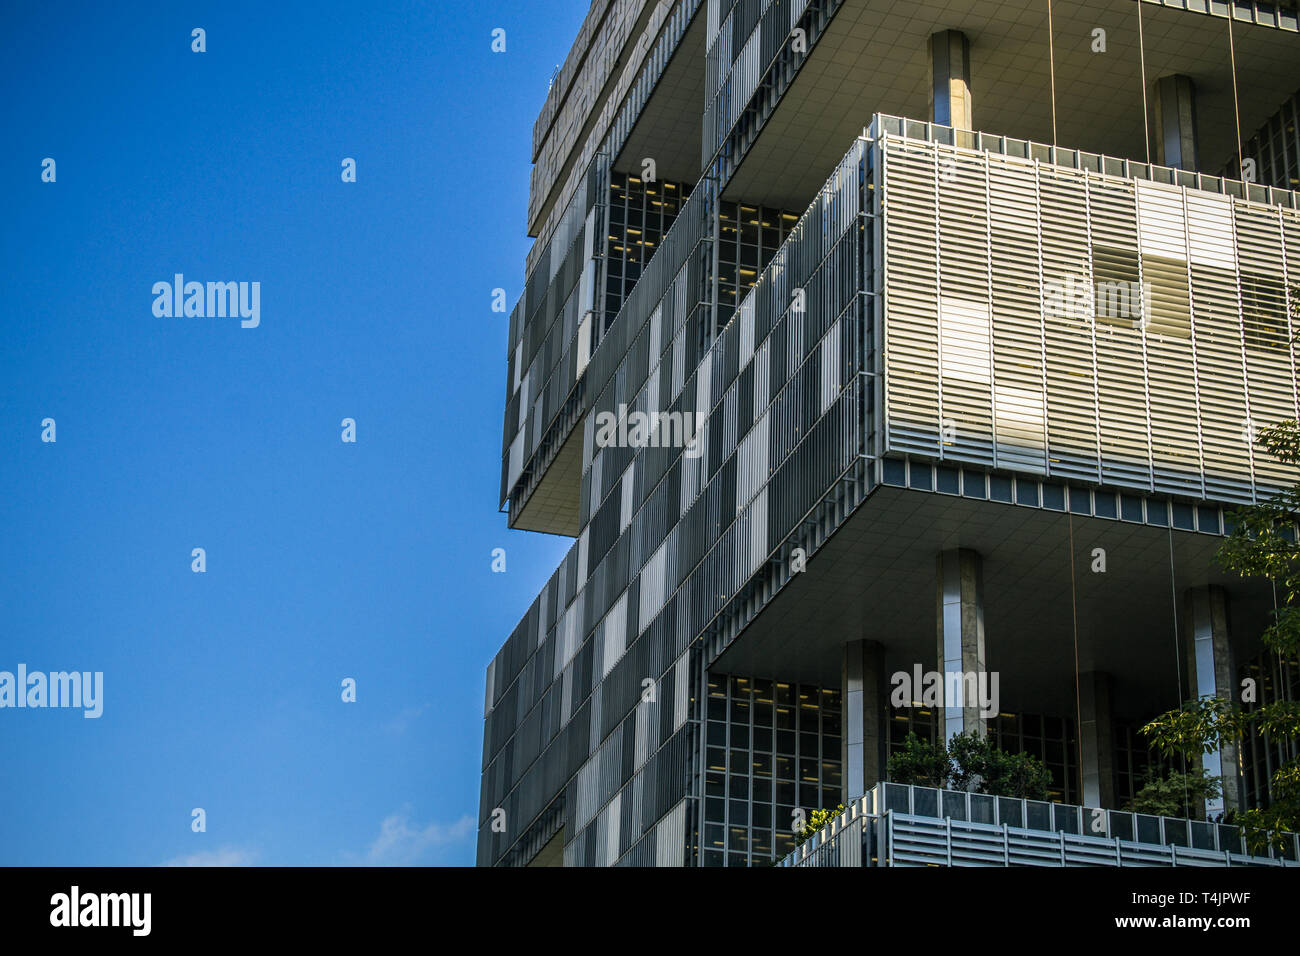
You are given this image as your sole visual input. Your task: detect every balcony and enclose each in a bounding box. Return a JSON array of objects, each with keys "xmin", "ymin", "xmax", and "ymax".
[{"xmin": 781, "ymin": 782, "xmax": 1300, "ymax": 867}]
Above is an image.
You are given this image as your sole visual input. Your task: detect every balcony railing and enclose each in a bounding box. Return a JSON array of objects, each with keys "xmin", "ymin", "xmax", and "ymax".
[
  {"xmin": 780, "ymin": 782, "xmax": 1300, "ymax": 867},
  {"xmin": 869, "ymin": 112, "xmax": 1300, "ymax": 210}
]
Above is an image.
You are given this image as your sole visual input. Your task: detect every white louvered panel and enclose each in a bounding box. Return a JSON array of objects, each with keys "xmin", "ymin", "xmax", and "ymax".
[
  {"xmin": 939, "ymin": 292, "xmax": 994, "ymax": 466},
  {"xmin": 655, "ymin": 800, "xmax": 687, "ymax": 867},
  {"xmin": 1236, "ymin": 202, "xmax": 1294, "ymax": 495},
  {"xmin": 994, "ymin": 385, "xmax": 1046, "ymax": 468},
  {"xmin": 598, "ymin": 731, "xmax": 620, "ymax": 812},
  {"xmin": 600, "ymin": 793, "xmax": 621, "ymax": 867},
  {"xmin": 553, "ymin": 592, "xmax": 584, "ymax": 679},
  {"xmin": 722, "ymin": 386, "xmax": 738, "ymax": 461},
  {"xmin": 1138, "ymin": 187, "xmax": 1201, "ymax": 493},
  {"xmin": 749, "ymin": 487, "xmax": 768, "ymax": 578},
  {"xmin": 483, "ymin": 659, "xmax": 496, "ymax": 718},
  {"xmin": 601, "ymin": 591, "xmax": 628, "ymax": 678},
  {"xmin": 645, "ymin": 351, "xmax": 661, "ymax": 419},
  {"xmin": 672, "ymin": 326, "xmax": 685, "ymax": 399},
  {"xmin": 1191, "ymin": 257, "xmax": 1253, "ymax": 502},
  {"xmin": 507, "ymin": 431, "xmax": 525, "ymax": 490},
  {"xmin": 680, "ymin": 423, "xmax": 701, "ymax": 513},
  {"xmin": 638, "ymin": 530, "xmax": 674, "ymax": 634},
  {"xmin": 1136, "ymin": 184, "xmax": 1192, "ymax": 339},
  {"xmin": 1188, "ymin": 192, "xmax": 1236, "ymax": 268},
  {"xmin": 560, "ymin": 665, "xmax": 573, "ymax": 724},
  {"xmin": 590, "ymin": 450, "xmax": 604, "ymax": 515},
  {"xmin": 696, "ymin": 349, "xmax": 713, "ymax": 420},
  {"xmin": 1137, "ymin": 182, "xmax": 1189, "ymax": 261},
  {"xmin": 820, "ymin": 318, "xmax": 842, "ymax": 414},
  {"xmin": 883, "ymin": 138, "xmax": 942, "ymax": 455},
  {"xmin": 754, "ymin": 338, "xmax": 770, "ymax": 411},
  {"xmin": 634, "ymin": 697, "xmax": 653, "ymax": 771},
  {"xmin": 937, "ymin": 147, "xmax": 991, "ymax": 306},
  {"xmin": 650, "ymin": 303, "xmax": 663, "ymax": 363},
  {"xmin": 1143, "ymin": 253, "xmax": 1193, "ymax": 339},
  {"xmin": 729, "ymin": 33, "xmax": 760, "ymax": 135},
  {"xmin": 739, "ymin": 295, "xmax": 756, "ymax": 368},
  {"xmin": 583, "ymin": 407, "xmax": 597, "ymax": 472},
  {"xmin": 1039, "ymin": 166, "xmax": 1099, "ymax": 480},
  {"xmin": 939, "ymin": 296, "xmax": 992, "ymax": 382},
  {"xmin": 1283, "ymin": 212, "xmax": 1300, "ymax": 428},
  {"xmin": 1147, "ymin": 321, "xmax": 1204, "ymax": 495},
  {"xmin": 577, "ymin": 526, "xmax": 589, "ymax": 583},
  {"xmin": 937, "ymin": 146, "xmax": 993, "ymax": 466},
  {"xmin": 1088, "ymin": 177, "xmax": 1152, "ymax": 487},
  {"xmin": 576, "ymin": 757, "xmax": 598, "ymax": 829},
  {"xmin": 620, "ymin": 466, "xmax": 634, "ymax": 531},
  {"xmin": 628, "ymin": 772, "xmax": 644, "ymax": 848},
  {"xmin": 736, "ymin": 408, "xmax": 770, "ymax": 513},
  {"xmin": 827, "ymin": 141, "xmax": 864, "ymax": 250},
  {"xmin": 764, "ymin": 254, "xmax": 787, "ymax": 335},
  {"xmin": 786, "ymin": 293, "xmax": 805, "ymax": 380},
  {"xmin": 990, "ymin": 158, "xmax": 1048, "ymax": 473},
  {"xmin": 673, "ymin": 652, "xmax": 689, "ymax": 732},
  {"xmin": 719, "ymin": 521, "xmax": 740, "ymax": 606},
  {"xmin": 673, "ymin": 264, "xmax": 690, "ymax": 335}
]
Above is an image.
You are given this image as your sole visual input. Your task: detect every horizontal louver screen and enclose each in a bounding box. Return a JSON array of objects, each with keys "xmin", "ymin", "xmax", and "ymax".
[{"xmin": 882, "ymin": 134, "xmax": 1300, "ymax": 505}]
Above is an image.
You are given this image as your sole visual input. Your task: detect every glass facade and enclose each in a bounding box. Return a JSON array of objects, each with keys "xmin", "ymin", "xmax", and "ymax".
[
  {"xmin": 1241, "ymin": 650, "xmax": 1300, "ymax": 810},
  {"xmin": 714, "ymin": 201, "xmax": 800, "ymax": 331},
  {"xmin": 1229, "ymin": 87, "xmax": 1300, "ymax": 191},
  {"xmin": 703, "ymin": 675, "xmax": 841, "ymax": 866},
  {"xmin": 604, "ymin": 174, "xmax": 692, "ymax": 332}
]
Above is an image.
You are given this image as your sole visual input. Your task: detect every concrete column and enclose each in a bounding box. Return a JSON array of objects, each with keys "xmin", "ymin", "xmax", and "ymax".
[
  {"xmin": 1078, "ymin": 672, "xmax": 1116, "ymax": 809},
  {"xmin": 937, "ymin": 548, "xmax": 987, "ymax": 741},
  {"xmin": 929, "ymin": 30, "xmax": 973, "ymax": 130},
  {"xmin": 841, "ymin": 640, "xmax": 887, "ymax": 804},
  {"xmin": 1185, "ymin": 586, "xmax": 1242, "ymax": 818},
  {"xmin": 1154, "ymin": 74, "xmax": 1200, "ymax": 171}
]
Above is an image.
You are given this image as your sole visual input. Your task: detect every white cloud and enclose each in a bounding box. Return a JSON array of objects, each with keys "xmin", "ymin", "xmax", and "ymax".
[
  {"xmin": 366, "ymin": 808, "xmax": 474, "ymax": 865},
  {"xmin": 160, "ymin": 846, "xmax": 259, "ymax": 867},
  {"xmin": 384, "ymin": 704, "xmax": 430, "ymax": 735}
]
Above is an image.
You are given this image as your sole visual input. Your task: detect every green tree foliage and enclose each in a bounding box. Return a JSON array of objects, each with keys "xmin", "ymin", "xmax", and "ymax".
[
  {"xmin": 1142, "ymin": 419, "xmax": 1300, "ymax": 848},
  {"xmin": 1126, "ymin": 767, "xmax": 1220, "ymax": 819},
  {"xmin": 886, "ymin": 731, "xmax": 1053, "ymax": 799},
  {"xmin": 885, "ymin": 731, "xmax": 950, "ymax": 789},
  {"xmin": 794, "ymin": 804, "xmax": 846, "ymax": 846}
]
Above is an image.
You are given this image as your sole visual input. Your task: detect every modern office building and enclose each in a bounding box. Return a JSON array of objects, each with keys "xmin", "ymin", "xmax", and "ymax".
[{"xmin": 480, "ymin": 0, "xmax": 1300, "ymax": 867}]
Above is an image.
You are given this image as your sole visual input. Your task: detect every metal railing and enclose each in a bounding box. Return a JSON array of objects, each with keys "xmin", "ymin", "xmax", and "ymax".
[{"xmin": 780, "ymin": 782, "xmax": 1299, "ymax": 867}]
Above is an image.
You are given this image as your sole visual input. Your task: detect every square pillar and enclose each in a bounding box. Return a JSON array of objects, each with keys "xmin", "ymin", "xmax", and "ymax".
[
  {"xmin": 1079, "ymin": 672, "xmax": 1115, "ymax": 809},
  {"xmin": 929, "ymin": 30, "xmax": 973, "ymax": 130},
  {"xmin": 1154, "ymin": 74, "xmax": 1200, "ymax": 171},
  {"xmin": 937, "ymin": 548, "xmax": 987, "ymax": 741},
  {"xmin": 842, "ymin": 640, "xmax": 887, "ymax": 804},
  {"xmin": 1185, "ymin": 585, "xmax": 1242, "ymax": 818}
]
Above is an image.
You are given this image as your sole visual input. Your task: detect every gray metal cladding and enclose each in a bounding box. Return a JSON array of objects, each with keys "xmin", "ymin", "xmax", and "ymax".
[{"xmin": 481, "ymin": 136, "xmax": 875, "ymax": 865}]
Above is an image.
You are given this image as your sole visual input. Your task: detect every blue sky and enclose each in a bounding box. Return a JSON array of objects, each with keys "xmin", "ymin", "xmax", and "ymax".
[{"xmin": 0, "ymin": 1, "xmax": 583, "ymax": 866}]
